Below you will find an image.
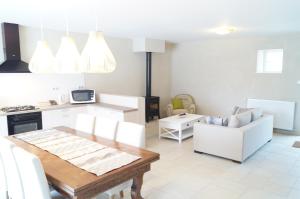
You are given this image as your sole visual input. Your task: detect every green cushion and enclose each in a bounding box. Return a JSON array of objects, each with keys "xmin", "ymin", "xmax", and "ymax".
[{"xmin": 172, "ymin": 98, "xmax": 184, "ymax": 109}]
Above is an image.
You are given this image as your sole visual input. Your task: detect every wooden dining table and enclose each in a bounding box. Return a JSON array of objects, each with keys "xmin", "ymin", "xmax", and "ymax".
[{"xmin": 7, "ymin": 126, "xmax": 160, "ymax": 199}]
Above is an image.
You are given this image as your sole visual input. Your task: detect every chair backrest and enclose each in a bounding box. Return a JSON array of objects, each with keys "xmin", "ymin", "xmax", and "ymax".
[
  {"xmin": 0, "ymin": 137, "xmax": 24, "ymax": 199},
  {"xmin": 75, "ymin": 113, "xmax": 95, "ymax": 134},
  {"xmin": 175, "ymin": 94, "xmax": 195, "ymax": 109},
  {"xmin": 12, "ymin": 147, "xmax": 51, "ymax": 199},
  {"xmin": 0, "ymin": 151, "xmax": 8, "ymax": 199},
  {"xmin": 116, "ymin": 122, "xmax": 145, "ymax": 148},
  {"xmin": 94, "ymin": 117, "xmax": 118, "ymax": 140}
]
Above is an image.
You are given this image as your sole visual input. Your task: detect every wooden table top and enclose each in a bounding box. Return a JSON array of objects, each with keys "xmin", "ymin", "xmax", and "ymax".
[{"xmin": 7, "ymin": 126, "xmax": 160, "ymax": 199}]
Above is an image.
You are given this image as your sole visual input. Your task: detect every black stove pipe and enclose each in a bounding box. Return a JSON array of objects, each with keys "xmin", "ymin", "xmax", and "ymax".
[{"xmin": 146, "ymin": 52, "xmax": 152, "ymax": 97}]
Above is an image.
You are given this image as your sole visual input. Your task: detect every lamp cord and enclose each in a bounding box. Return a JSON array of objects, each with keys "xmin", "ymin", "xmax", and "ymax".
[{"xmin": 65, "ymin": 14, "xmax": 70, "ymax": 36}]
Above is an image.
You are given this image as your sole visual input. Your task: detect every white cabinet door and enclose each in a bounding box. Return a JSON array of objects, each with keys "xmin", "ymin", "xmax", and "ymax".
[
  {"xmin": 42, "ymin": 107, "xmax": 87, "ymax": 129},
  {"xmin": 0, "ymin": 116, "xmax": 8, "ymax": 136},
  {"xmin": 42, "ymin": 109, "xmax": 64, "ymax": 129}
]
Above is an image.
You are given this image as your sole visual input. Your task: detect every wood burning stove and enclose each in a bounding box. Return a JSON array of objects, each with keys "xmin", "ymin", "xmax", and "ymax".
[{"xmin": 145, "ymin": 52, "xmax": 160, "ymax": 122}]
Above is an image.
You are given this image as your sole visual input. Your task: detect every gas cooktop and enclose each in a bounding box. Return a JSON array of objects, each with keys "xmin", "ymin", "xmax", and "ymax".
[{"xmin": 0, "ymin": 105, "xmax": 39, "ymax": 113}]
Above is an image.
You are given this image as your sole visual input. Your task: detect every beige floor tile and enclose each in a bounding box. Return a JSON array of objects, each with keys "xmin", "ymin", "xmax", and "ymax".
[
  {"xmin": 116, "ymin": 132, "xmax": 300, "ymax": 199},
  {"xmin": 239, "ymin": 189, "xmax": 285, "ymax": 199},
  {"xmin": 288, "ymin": 189, "xmax": 300, "ymax": 199}
]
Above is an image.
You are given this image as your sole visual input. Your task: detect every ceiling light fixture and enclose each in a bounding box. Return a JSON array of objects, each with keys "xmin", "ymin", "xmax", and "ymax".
[
  {"xmin": 29, "ymin": 18, "xmax": 55, "ymax": 73},
  {"xmin": 55, "ymin": 13, "xmax": 80, "ymax": 73},
  {"xmin": 214, "ymin": 26, "xmax": 237, "ymax": 35},
  {"xmin": 80, "ymin": 14, "xmax": 117, "ymax": 73}
]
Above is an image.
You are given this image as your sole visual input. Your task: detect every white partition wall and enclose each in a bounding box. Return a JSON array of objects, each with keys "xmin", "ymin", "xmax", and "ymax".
[{"xmin": 98, "ymin": 93, "xmax": 145, "ymax": 125}]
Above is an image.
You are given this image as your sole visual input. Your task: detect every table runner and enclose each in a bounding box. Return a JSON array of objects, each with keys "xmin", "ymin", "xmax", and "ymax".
[{"xmin": 14, "ymin": 129, "xmax": 141, "ymax": 176}]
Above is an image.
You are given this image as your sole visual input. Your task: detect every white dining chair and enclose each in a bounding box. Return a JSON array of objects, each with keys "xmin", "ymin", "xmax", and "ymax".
[
  {"xmin": 94, "ymin": 117, "xmax": 118, "ymax": 140},
  {"xmin": 12, "ymin": 147, "xmax": 65, "ymax": 199},
  {"xmin": 0, "ymin": 152, "xmax": 8, "ymax": 199},
  {"xmin": 0, "ymin": 137, "xmax": 24, "ymax": 199},
  {"xmin": 116, "ymin": 122, "xmax": 146, "ymax": 148},
  {"xmin": 103, "ymin": 122, "xmax": 145, "ymax": 199},
  {"xmin": 75, "ymin": 113, "xmax": 95, "ymax": 134}
]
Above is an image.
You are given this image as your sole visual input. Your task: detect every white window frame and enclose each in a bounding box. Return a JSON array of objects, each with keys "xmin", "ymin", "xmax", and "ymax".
[{"xmin": 256, "ymin": 49, "xmax": 283, "ymax": 74}]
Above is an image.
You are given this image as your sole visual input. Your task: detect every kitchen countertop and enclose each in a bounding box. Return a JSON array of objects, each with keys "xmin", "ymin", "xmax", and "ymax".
[{"xmin": 0, "ymin": 103, "xmax": 138, "ymax": 116}]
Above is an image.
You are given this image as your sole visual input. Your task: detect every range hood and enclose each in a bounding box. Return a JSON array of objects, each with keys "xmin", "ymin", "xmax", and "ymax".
[{"xmin": 0, "ymin": 23, "xmax": 30, "ymax": 73}]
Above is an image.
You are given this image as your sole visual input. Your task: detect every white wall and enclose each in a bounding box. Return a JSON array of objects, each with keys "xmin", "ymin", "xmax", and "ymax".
[
  {"xmin": 171, "ymin": 34, "xmax": 300, "ymax": 134},
  {"xmin": 0, "ymin": 74, "xmax": 84, "ymax": 106},
  {"xmin": 0, "ymin": 26, "xmax": 172, "ymax": 114},
  {"xmin": 85, "ymin": 42, "xmax": 173, "ymax": 117}
]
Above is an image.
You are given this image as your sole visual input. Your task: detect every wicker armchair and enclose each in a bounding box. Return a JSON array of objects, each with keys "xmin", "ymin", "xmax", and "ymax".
[{"xmin": 167, "ymin": 94, "xmax": 196, "ymax": 116}]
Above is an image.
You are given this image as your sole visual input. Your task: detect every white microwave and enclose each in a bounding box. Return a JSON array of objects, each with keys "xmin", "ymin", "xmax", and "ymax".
[{"xmin": 70, "ymin": 89, "xmax": 96, "ymax": 104}]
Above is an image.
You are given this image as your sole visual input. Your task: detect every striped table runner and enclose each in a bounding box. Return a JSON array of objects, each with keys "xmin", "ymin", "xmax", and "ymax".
[{"xmin": 14, "ymin": 129, "xmax": 141, "ymax": 176}]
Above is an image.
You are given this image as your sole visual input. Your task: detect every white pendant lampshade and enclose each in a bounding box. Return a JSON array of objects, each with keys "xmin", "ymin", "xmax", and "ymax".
[
  {"xmin": 55, "ymin": 36, "xmax": 80, "ymax": 73},
  {"xmin": 29, "ymin": 41, "xmax": 55, "ymax": 73},
  {"xmin": 80, "ymin": 31, "xmax": 117, "ymax": 73}
]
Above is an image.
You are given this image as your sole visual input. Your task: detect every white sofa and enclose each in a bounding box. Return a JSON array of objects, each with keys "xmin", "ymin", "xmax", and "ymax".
[{"xmin": 193, "ymin": 114, "xmax": 273, "ymax": 163}]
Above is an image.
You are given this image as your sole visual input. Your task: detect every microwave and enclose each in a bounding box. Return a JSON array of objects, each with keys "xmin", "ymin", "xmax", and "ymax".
[{"xmin": 70, "ymin": 89, "xmax": 96, "ymax": 104}]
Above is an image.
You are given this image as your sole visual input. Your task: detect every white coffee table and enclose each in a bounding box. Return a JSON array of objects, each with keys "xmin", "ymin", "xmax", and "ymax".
[{"xmin": 159, "ymin": 114, "xmax": 203, "ymax": 143}]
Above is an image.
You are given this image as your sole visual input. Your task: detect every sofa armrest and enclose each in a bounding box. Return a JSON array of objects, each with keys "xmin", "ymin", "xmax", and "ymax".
[
  {"xmin": 166, "ymin": 104, "xmax": 173, "ymax": 116},
  {"xmin": 240, "ymin": 114, "xmax": 273, "ymax": 161}
]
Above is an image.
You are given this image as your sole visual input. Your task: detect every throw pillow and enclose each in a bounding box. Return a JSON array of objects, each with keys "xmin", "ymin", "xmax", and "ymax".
[
  {"xmin": 208, "ymin": 116, "xmax": 229, "ymax": 126},
  {"xmin": 232, "ymin": 106, "xmax": 240, "ymax": 115},
  {"xmin": 228, "ymin": 111, "xmax": 252, "ymax": 128},
  {"xmin": 222, "ymin": 118, "xmax": 229, "ymax": 126},
  {"xmin": 172, "ymin": 98, "xmax": 184, "ymax": 109},
  {"xmin": 236, "ymin": 111, "xmax": 252, "ymax": 127},
  {"xmin": 228, "ymin": 115, "xmax": 239, "ymax": 128},
  {"xmin": 250, "ymin": 108, "xmax": 263, "ymax": 121},
  {"xmin": 212, "ymin": 117, "xmax": 223, "ymax": 126},
  {"xmin": 237, "ymin": 107, "xmax": 251, "ymax": 114}
]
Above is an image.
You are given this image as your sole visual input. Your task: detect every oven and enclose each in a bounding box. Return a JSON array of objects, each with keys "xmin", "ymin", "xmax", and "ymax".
[{"xmin": 7, "ymin": 112, "xmax": 43, "ymax": 135}]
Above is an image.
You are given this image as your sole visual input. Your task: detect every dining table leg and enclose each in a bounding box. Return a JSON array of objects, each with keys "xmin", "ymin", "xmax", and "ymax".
[{"xmin": 131, "ymin": 173, "xmax": 144, "ymax": 199}]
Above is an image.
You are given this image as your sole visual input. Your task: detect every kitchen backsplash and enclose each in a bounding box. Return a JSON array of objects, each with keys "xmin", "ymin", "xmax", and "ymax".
[{"xmin": 0, "ymin": 73, "xmax": 84, "ymax": 106}]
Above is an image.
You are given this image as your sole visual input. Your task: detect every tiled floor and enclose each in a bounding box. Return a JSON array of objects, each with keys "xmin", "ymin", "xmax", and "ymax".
[{"xmin": 101, "ymin": 133, "xmax": 300, "ymax": 199}]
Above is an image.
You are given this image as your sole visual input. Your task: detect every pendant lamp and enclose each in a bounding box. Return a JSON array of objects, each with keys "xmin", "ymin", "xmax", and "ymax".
[
  {"xmin": 29, "ymin": 23, "xmax": 55, "ymax": 73},
  {"xmin": 55, "ymin": 36, "xmax": 80, "ymax": 73},
  {"xmin": 80, "ymin": 29, "xmax": 116, "ymax": 73},
  {"xmin": 29, "ymin": 41, "xmax": 55, "ymax": 73},
  {"xmin": 55, "ymin": 14, "xmax": 80, "ymax": 73}
]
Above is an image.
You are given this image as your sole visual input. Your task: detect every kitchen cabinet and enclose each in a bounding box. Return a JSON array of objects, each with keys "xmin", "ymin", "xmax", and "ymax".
[
  {"xmin": 0, "ymin": 116, "xmax": 8, "ymax": 136},
  {"xmin": 42, "ymin": 107, "xmax": 87, "ymax": 129},
  {"xmin": 1, "ymin": 103, "xmax": 139, "ymax": 134},
  {"xmin": 42, "ymin": 105, "xmax": 138, "ymax": 130}
]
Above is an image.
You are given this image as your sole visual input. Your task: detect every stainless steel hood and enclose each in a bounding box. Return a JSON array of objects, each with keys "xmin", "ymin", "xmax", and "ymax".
[{"xmin": 0, "ymin": 23, "xmax": 30, "ymax": 73}]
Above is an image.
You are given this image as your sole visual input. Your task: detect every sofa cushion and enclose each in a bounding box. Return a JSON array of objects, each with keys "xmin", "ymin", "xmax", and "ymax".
[
  {"xmin": 228, "ymin": 111, "xmax": 252, "ymax": 128},
  {"xmin": 172, "ymin": 98, "xmax": 184, "ymax": 109}
]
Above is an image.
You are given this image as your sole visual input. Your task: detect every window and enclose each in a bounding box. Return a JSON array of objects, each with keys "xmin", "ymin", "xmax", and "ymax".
[{"xmin": 256, "ymin": 49, "xmax": 283, "ymax": 73}]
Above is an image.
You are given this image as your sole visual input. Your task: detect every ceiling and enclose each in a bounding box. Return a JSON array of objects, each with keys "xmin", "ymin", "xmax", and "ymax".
[{"xmin": 1, "ymin": 0, "xmax": 300, "ymax": 43}]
